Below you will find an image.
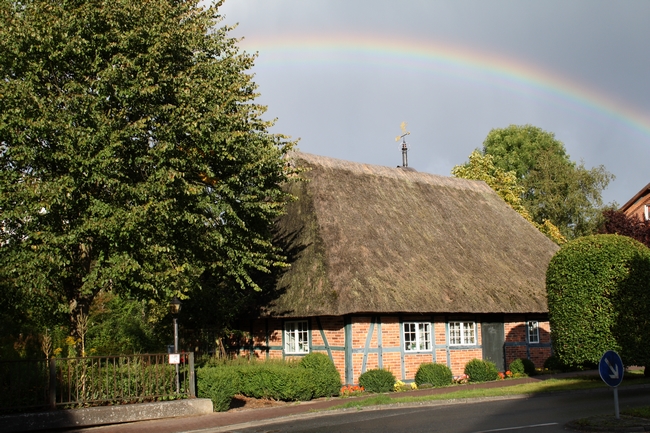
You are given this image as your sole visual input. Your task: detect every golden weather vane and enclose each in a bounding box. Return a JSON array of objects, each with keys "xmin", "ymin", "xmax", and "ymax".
[{"xmin": 395, "ymin": 122, "xmax": 411, "ymax": 167}]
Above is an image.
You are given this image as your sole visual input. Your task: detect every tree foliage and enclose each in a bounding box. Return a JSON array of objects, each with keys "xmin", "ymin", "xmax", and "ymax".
[
  {"xmin": 0, "ymin": 0, "xmax": 296, "ymax": 338},
  {"xmin": 85, "ymin": 292, "xmax": 167, "ymax": 356},
  {"xmin": 600, "ymin": 210, "xmax": 650, "ymax": 248},
  {"xmin": 546, "ymin": 235, "xmax": 650, "ymax": 368},
  {"xmin": 452, "ymin": 150, "xmax": 565, "ymax": 244},
  {"xmin": 481, "ymin": 125, "xmax": 614, "ymax": 239}
]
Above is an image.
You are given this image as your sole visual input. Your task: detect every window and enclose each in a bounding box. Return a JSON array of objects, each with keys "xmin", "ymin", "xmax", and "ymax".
[
  {"xmin": 448, "ymin": 322, "xmax": 476, "ymax": 345},
  {"xmin": 527, "ymin": 320, "xmax": 540, "ymax": 344},
  {"xmin": 284, "ymin": 320, "xmax": 309, "ymax": 354},
  {"xmin": 403, "ymin": 322, "xmax": 431, "ymax": 352},
  {"xmin": 645, "ymin": 205, "xmax": 650, "ymax": 221}
]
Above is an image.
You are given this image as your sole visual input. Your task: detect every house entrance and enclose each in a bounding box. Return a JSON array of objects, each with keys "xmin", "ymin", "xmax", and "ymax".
[{"xmin": 481, "ymin": 322, "xmax": 505, "ymax": 371}]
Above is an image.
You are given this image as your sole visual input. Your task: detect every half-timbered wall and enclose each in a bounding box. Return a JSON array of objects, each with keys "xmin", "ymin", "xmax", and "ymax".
[{"xmin": 239, "ymin": 314, "xmax": 552, "ymax": 385}]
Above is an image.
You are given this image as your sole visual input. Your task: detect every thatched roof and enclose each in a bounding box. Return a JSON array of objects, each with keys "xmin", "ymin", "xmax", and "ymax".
[{"xmin": 266, "ymin": 152, "xmax": 559, "ymax": 317}]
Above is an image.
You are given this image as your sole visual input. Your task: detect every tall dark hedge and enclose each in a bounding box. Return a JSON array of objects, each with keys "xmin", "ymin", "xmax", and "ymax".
[{"xmin": 547, "ymin": 234, "xmax": 650, "ymax": 367}]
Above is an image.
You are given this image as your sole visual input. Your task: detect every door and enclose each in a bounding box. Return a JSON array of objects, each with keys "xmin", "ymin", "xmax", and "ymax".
[{"xmin": 481, "ymin": 322, "xmax": 505, "ymax": 371}]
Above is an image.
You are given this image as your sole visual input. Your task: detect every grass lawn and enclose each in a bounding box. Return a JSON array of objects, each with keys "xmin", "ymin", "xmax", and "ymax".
[
  {"xmin": 622, "ymin": 406, "xmax": 650, "ymax": 418},
  {"xmin": 329, "ymin": 371, "xmax": 650, "ymax": 411}
]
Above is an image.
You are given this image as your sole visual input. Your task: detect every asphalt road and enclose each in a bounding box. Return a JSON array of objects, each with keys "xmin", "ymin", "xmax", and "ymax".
[{"xmin": 200, "ymin": 385, "xmax": 650, "ymax": 433}]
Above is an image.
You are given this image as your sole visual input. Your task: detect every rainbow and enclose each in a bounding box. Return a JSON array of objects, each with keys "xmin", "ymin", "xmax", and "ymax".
[{"xmin": 238, "ymin": 33, "xmax": 650, "ymax": 137}]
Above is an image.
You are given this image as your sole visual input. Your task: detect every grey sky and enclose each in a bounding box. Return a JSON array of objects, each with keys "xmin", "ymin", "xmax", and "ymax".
[{"xmin": 219, "ymin": 0, "xmax": 650, "ymax": 205}]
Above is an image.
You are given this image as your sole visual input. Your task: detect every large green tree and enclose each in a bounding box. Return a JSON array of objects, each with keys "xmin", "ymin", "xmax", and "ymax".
[
  {"xmin": 0, "ymin": 0, "xmax": 296, "ymax": 338},
  {"xmin": 480, "ymin": 125, "xmax": 613, "ymax": 239}
]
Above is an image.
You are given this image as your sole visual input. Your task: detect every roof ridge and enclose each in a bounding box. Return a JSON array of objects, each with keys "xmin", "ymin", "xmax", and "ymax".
[{"xmin": 291, "ymin": 151, "xmax": 492, "ymax": 193}]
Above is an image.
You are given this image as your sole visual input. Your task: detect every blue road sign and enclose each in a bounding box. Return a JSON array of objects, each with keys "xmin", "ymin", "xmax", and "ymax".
[{"xmin": 599, "ymin": 350, "xmax": 624, "ymax": 387}]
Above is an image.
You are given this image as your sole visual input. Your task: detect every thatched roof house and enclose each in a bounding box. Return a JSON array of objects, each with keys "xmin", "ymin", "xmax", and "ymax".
[
  {"xmin": 241, "ymin": 152, "xmax": 559, "ymax": 381},
  {"xmin": 268, "ymin": 152, "xmax": 559, "ymax": 317}
]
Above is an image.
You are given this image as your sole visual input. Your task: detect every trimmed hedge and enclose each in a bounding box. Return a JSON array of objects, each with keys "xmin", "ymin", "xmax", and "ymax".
[
  {"xmin": 299, "ymin": 353, "xmax": 341, "ymax": 397},
  {"xmin": 464, "ymin": 358, "xmax": 499, "ymax": 383},
  {"xmin": 414, "ymin": 363, "xmax": 453, "ymax": 387},
  {"xmin": 196, "ymin": 366, "xmax": 240, "ymax": 412},
  {"xmin": 547, "ymin": 234, "xmax": 650, "ymax": 368},
  {"xmin": 197, "ymin": 355, "xmax": 343, "ymax": 411},
  {"xmin": 358, "ymin": 368, "xmax": 395, "ymax": 393},
  {"xmin": 236, "ymin": 361, "xmax": 313, "ymax": 402}
]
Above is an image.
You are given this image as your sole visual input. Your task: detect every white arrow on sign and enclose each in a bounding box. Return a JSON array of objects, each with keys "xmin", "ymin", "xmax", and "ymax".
[{"xmin": 605, "ymin": 357, "xmax": 619, "ymax": 379}]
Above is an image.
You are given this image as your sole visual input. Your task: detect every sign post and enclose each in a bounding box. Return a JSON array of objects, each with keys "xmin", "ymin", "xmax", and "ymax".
[{"xmin": 598, "ymin": 350, "xmax": 624, "ymax": 419}]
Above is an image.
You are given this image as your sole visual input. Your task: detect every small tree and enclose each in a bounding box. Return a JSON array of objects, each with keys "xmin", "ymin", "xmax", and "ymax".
[{"xmin": 546, "ymin": 234, "xmax": 650, "ymax": 368}]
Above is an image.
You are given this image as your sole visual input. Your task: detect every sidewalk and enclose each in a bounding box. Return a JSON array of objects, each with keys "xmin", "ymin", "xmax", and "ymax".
[{"xmin": 63, "ymin": 370, "xmax": 609, "ymax": 433}]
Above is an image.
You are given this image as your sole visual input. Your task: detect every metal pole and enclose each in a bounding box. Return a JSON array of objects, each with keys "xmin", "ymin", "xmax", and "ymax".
[
  {"xmin": 614, "ymin": 387, "xmax": 620, "ymax": 419},
  {"xmin": 188, "ymin": 352, "xmax": 195, "ymax": 398},
  {"xmin": 173, "ymin": 317, "xmax": 179, "ymax": 394},
  {"xmin": 49, "ymin": 358, "xmax": 56, "ymax": 409}
]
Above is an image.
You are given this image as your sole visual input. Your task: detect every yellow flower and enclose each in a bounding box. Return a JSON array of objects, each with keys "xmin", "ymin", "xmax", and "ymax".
[
  {"xmin": 53, "ymin": 348, "xmax": 62, "ymax": 356},
  {"xmin": 410, "ymin": 382, "xmax": 418, "ymax": 390},
  {"xmin": 65, "ymin": 336, "xmax": 77, "ymax": 346}
]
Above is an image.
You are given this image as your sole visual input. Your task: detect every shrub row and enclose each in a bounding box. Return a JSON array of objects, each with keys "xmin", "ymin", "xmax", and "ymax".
[
  {"xmin": 197, "ymin": 353, "xmax": 341, "ymax": 411},
  {"xmin": 199, "ymin": 354, "xmax": 541, "ymax": 411}
]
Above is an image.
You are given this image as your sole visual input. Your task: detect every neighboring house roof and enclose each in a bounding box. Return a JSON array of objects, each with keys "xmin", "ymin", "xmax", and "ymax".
[
  {"xmin": 619, "ymin": 182, "xmax": 650, "ymax": 217},
  {"xmin": 265, "ymin": 152, "xmax": 559, "ymax": 318}
]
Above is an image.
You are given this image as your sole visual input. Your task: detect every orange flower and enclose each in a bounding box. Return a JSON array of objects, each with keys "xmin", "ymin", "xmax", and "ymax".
[{"xmin": 340, "ymin": 384, "xmax": 365, "ymax": 397}]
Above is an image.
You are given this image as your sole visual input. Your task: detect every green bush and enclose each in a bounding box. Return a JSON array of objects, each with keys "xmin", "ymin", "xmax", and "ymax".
[
  {"xmin": 521, "ymin": 358, "xmax": 536, "ymax": 376},
  {"xmin": 236, "ymin": 361, "xmax": 313, "ymax": 401},
  {"xmin": 543, "ymin": 355, "xmax": 567, "ymax": 371},
  {"xmin": 464, "ymin": 358, "xmax": 499, "ymax": 383},
  {"xmin": 547, "ymin": 234, "xmax": 650, "ymax": 368},
  {"xmin": 508, "ymin": 358, "xmax": 535, "ymax": 376},
  {"xmin": 508, "ymin": 359, "xmax": 525, "ymax": 375},
  {"xmin": 299, "ymin": 352, "xmax": 341, "ymax": 397},
  {"xmin": 358, "ymin": 368, "xmax": 395, "ymax": 393},
  {"xmin": 414, "ymin": 363, "xmax": 453, "ymax": 387},
  {"xmin": 197, "ymin": 366, "xmax": 240, "ymax": 412}
]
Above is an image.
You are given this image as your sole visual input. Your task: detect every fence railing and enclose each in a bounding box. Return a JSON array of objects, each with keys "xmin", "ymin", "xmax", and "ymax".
[{"xmin": 0, "ymin": 353, "xmax": 195, "ymax": 413}]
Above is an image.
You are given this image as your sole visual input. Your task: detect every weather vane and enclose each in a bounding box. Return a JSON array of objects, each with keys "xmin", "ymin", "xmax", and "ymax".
[{"xmin": 395, "ymin": 121, "xmax": 411, "ymax": 167}]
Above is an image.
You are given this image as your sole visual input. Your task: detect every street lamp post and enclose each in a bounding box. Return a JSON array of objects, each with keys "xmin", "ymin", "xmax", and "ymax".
[{"xmin": 169, "ymin": 296, "xmax": 182, "ymax": 394}]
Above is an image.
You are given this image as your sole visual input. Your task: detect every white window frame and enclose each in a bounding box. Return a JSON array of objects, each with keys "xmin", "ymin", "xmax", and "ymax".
[
  {"xmin": 403, "ymin": 322, "xmax": 432, "ymax": 352},
  {"xmin": 448, "ymin": 321, "xmax": 477, "ymax": 346},
  {"xmin": 284, "ymin": 320, "xmax": 309, "ymax": 354},
  {"xmin": 527, "ymin": 320, "xmax": 540, "ymax": 344},
  {"xmin": 645, "ymin": 204, "xmax": 649, "ymax": 221}
]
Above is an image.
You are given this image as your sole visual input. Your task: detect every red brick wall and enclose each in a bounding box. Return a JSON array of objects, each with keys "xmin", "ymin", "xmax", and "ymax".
[
  {"xmin": 505, "ymin": 317, "xmax": 552, "ymax": 369},
  {"xmin": 449, "ymin": 349, "xmax": 483, "ymax": 375}
]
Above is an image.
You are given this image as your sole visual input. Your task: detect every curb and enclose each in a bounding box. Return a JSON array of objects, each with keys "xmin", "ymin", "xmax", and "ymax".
[
  {"xmin": 1, "ymin": 399, "xmax": 213, "ymax": 433},
  {"xmin": 187, "ymin": 394, "xmax": 535, "ymax": 433}
]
